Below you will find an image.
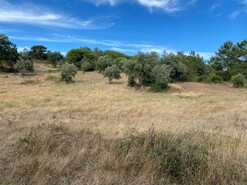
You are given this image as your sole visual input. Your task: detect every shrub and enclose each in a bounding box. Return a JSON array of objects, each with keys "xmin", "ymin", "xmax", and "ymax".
[
  {"xmin": 81, "ymin": 58, "xmax": 94, "ymax": 72},
  {"xmin": 231, "ymin": 73, "xmax": 246, "ymax": 88},
  {"xmin": 206, "ymin": 73, "xmax": 224, "ymax": 83},
  {"xmin": 103, "ymin": 65, "xmax": 121, "ymax": 84},
  {"xmin": 150, "ymin": 64, "xmax": 171, "ymax": 91},
  {"xmin": 95, "ymin": 55, "xmax": 114, "ymax": 72},
  {"xmin": 60, "ymin": 63, "xmax": 77, "ymax": 83},
  {"xmin": 14, "ymin": 59, "xmax": 34, "ymax": 75},
  {"xmin": 47, "ymin": 52, "xmax": 63, "ymax": 67}
]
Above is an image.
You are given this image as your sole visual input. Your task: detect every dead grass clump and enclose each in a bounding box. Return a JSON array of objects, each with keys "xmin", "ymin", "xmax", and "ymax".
[
  {"xmin": 172, "ymin": 92, "xmax": 204, "ymax": 98},
  {"xmin": 1, "ymin": 126, "xmax": 246, "ymax": 185},
  {"xmin": 21, "ymin": 78, "xmax": 40, "ymax": 85},
  {"xmin": 108, "ymin": 130, "xmax": 246, "ymax": 184}
]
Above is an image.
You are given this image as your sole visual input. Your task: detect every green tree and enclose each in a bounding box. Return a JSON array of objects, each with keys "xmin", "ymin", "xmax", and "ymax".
[
  {"xmin": 103, "ymin": 65, "xmax": 121, "ymax": 84},
  {"xmin": 14, "ymin": 49, "xmax": 34, "ymax": 74},
  {"xmin": 210, "ymin": 40, "xmax": 247, "ymax": 80},
  {"xmin": 66, "ymin": 47, "xmax": 94, "ymax": 68},
  {"xmin": 122, "ymin": 59, "xmax": 137, "ymax": 87},
  {"xmin": 151, "ymin": 64, "xmax": 171, "ymax": 91},
  {"xmin": 30, "ymin": 45, "xmax": 47, "ymax": 60},
  {"xmin": 95, "ymin": 55, "xmax": 114, "ymax": 72},
  {"xmin": 123, "ymin": 52, "xmax": 161, "ymax": 87},
  {"xmin": 163, "ymin": 53, "xmax": 187, "ymax": 82},
  {"xmin": 47, "ymin": 52, "xmax": 63, "ymax": 67},
  {"xmin": 81, "ymin": 57, "xmax": 94, "ymax": 72},
  {"xmin": 179, "ymin": 51, "xmax": 207, "ymax": 81},
  {"xmin": 0, "ymin": 34, "xmax": 19, "ymax": 71},
  {"xmin": 103, "ymin": 50, "xmax": 129, "ymax": 59}
]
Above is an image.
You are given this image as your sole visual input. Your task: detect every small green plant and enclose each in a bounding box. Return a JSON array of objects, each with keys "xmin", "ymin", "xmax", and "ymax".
[
  {"xmin": 103, "ymin": 65, "xmax": 121, "ymax": 84},
  {"xmin": 231, "ymin": 73, "xmax": 247, "ymax": 88},
  {"xmin": 60, "ymin": 63, "xmax": 77, "ymax": 83}
]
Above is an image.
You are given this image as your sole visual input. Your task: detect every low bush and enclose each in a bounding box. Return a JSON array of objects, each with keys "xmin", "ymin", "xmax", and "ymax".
[
  {"xmin": 81, "ymin": 58, "xmax": 94, "ymax": 72},
  {"xmin": 60, "ymin": 63, "xmax": 77, "ymax": 83},
  {"xmin": 14, "ymin": 59, "xmax": 34, "ymax": 75},
  {"xmin": 231, "ymin": 73, "xmax": 246, "ymax": 88}
]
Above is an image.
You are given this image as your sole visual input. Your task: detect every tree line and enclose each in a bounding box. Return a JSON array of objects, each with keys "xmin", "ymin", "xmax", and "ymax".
[{"xmin": 1, "ymin": 33, "xmax": 247, "ymax": 89}]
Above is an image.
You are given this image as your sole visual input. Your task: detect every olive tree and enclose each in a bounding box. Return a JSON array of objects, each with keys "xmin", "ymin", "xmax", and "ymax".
[{"xmin": 103, "ymin": 65, "xmax": 121, "ymax": 84}]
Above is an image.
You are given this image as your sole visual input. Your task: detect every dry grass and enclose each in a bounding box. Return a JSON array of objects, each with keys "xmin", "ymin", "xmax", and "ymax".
[{"xmin": 0, "ymin": 63, "xmax": 247, "ymax": 184}]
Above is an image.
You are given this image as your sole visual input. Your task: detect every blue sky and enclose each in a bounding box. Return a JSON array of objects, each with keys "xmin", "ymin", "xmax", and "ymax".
[{"xmin": 0, "ymin": 0, "xmax": 247, "ymax": 59}]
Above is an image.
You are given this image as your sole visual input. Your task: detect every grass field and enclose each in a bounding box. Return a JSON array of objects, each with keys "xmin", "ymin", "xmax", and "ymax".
[{"xmin": 0, "ymin": 63, "xmax": 247, "ymax": 184}]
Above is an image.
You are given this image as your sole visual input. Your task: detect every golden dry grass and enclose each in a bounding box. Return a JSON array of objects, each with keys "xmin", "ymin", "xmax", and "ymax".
[{"xmin": 0, "ymin": 63, "xmax": 247, "ymax": 184}]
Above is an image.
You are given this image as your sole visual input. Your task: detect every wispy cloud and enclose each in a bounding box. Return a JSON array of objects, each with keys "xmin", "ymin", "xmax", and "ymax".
[
  {"xmin": 86, "ymin": 0, "xmax": 120, "ymax": 6},
  {"xmin": 9, "ymin": 34, "xmax": 213, "ymax": 59},
  {"xmin": 87, "ymin": 0, "xmax": 197, "ymax": 13},
  {"xmin": 228, "ymin": 0, "xmax": 247, "ymax": 19},
  {"xmin": 0, "ymin": 0, "xmax": 114, "ymax": 29},
  {"xmin": 229, "ymin": 10, "xmax": 242, "ymax": 20}
]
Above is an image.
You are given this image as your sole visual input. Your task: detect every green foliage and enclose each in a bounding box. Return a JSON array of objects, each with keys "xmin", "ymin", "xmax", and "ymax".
[
  {"xmin": 103, "ymin": 65, "xmax": 121, "ymax": 84},
  {"xmin": 66, "ymin": 47, "xmax": 94, "ymax": 68},
  {"xmin": 204, "ymin": 73, "xmax": 224, "ymax": 83},
  {"xmin": 179, "ymin": 51, "xmax": 207, "ymax": 81},
  {"xmin": 163, "ymin": 53, "xmax": 187, "ymax": 82},
  {"xmin": 134, "ymin": 51, "xmax": 160, "ymax": 86},
  {"xmin": 14, "ymin": 59, "xmax": 34, "ymax": 75},
  {"xmin": 122, "ymin": 59, "xmax": 137, "ymax": 87},
  {"xmin": 47, "ymin": 52, "xmax": 63, "ymax": 67},
  {"xmin": 95, "ymin": 55, "xmax": 114, "ymax": 72},
  {"xmin": 231, "ymin": 73, "xmax": 247, "ymax": 88},
  {"xmin": 0, "ymin": 34, "xmax": 19, "ymax": 70},
  {"xmin": 30, "ymin": 45, "xmax": 47, "ymax": 60},
  {"xmin": 60, "ymin": 63, "xmax": 77, "ymax": 83},
  {"xmin": 150, "ymin": 64, "xmax": 171, "ymax": 91},
  {"xmin": 14, "ymin": 49, "xmax": 34, "ymax": 74},
  {"xmin": 81, "ymin": 58, "xmax": 94, "ymax": 72},
  {"xmin": 115, "ymin": 57, "xmax": 127, "ymax": 70},
  {"xmin": 103, "ymin": 50, "xmax": 129, "ymax": 59},
  {"xmin": 209, "ymin": 40, "xmax": 247, "ymax": 81},
  {"xmin": 123, "ymin": 52, "xmax": 170, "ymax": 89}
]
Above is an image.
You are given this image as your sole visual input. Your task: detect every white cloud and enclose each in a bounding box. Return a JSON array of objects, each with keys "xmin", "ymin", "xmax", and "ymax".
[
  {"xmin": 0, "ymin": 0, "xmax": 114, "ymax": 29},
  {"xmin": 196, "ymin": 52, "xmax": 214, "ymax": 60},
  {"xmin": 228, "ymin": 0, "xmax": 247, "ymax": 19},
  {"xmin": 17, "ymin": 46, "xmax": 30, "ymax": 53},
  {"xmin": 87, "ymin": 0, "xmax": 197, "ymax": 13},
  {"xmin": 9, "ymin": 34, "xmax": 214, "ymax": 59},
  {"xmin": 111, "ymin": 47, "xmax": 136, "ymax": 53},
  {"xmin": 137, "ymin": 0, "xmax": 180, "ymax": 12},
  {"xmin": 229, "ymin": 10, "xmax": 242, "ymax": 20},
  {"xmin": 87, "ymin": 0, "xmax": 120, "ymax": 6}
]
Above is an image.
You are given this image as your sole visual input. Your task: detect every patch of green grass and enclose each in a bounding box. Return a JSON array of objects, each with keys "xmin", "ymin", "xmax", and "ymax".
[
  {"xmin": 46, "ymin": 69, "xmax": 59, "ymax": 73},
  {"xmin": 46, "ymin": 75, "xmax": 59, "ymax": 82},
  {"xmin": 21, "ymin": 78, "xmax": 40, "ymax": 85}
]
